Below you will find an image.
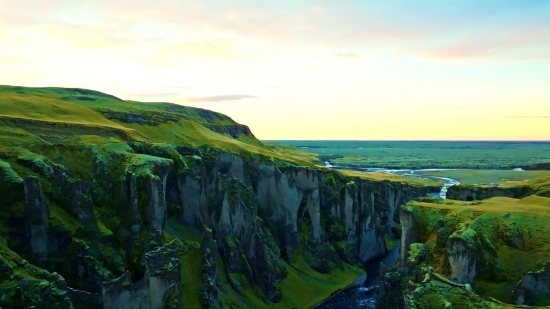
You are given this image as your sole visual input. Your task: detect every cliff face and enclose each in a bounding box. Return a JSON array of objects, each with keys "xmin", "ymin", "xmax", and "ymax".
[
  {"xmin": 0, "ymin": 86, "xmax": 440, "ymax": 309},
  {"xmin": 446, "ymin": 184, "xmax": 532, "ymax": 201},
  {"xmin": 379, "ymin": 196, "xmax": 550, "ymax": 308},
  {"xmin": 0, "ymin": 145, "xmax": 436, "ymax": 308}
]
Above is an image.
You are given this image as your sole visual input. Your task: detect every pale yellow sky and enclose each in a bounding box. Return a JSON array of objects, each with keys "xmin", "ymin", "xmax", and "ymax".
[{"xmin": 1, "ymin": 1, "xmax": 549, "ymax": 140}]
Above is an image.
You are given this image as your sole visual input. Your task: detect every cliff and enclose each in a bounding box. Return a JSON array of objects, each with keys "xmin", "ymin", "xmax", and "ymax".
[
  {"xmin": 446, "ymin": 184, "xmax": 532, "ymax": 201},
  {"xmin": 0, "ymin": 86, "xmax": 440, "ymax": 309},
  {"xmin": 447, "ymin": 177, "xmax": 550, "ymax": 201},
  {"xmin": 378, "ymin": 195, "xmax": 550, "ymax": 308}
]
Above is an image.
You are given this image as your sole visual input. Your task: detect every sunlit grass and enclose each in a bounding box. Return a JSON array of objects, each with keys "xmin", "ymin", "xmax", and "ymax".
[
  {"xmin": 339, "ymin": 169, "xmax": 443, "ymax": 187},
  {"xmin": 408, "ymin": 195, "xmax": 550, "ymax": 303},
  {"xmin": 418, "ymin": 169, "xmax": 550, "ymax": 185}
]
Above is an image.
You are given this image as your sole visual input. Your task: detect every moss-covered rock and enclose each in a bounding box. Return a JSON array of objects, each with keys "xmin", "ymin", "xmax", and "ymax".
[
  {"xmin": 384, "ymin": 196, "xmax": 550, "ymax": 308},
  {"xmin": 0, "ymin": 243, "xmax": 74, "ymax": 309}
]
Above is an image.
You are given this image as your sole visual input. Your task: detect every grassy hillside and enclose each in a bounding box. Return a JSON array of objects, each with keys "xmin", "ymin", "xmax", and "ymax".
[
  {"xmin": 0, "ymin": 85, "xmax": 437, "ymax": 187},
  {"xmin": 0, "ymin": 85, "xmax": 314, "ymax": 167},
  {"xmin": 404, "ymin": 195, "xmax": 550, "ymax": 304}
]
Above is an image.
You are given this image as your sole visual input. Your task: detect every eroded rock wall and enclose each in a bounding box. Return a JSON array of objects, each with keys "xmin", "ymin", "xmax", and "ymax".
[
  {"xmin": 0, "ymin": 146, "xmax": 437, "ymax": 308},
  {"xmin": 447, "ymin": 184, "xmax": 532, "ymax": 201}
]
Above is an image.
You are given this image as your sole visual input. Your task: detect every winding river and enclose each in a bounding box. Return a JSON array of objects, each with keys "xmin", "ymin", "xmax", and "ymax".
[
  {"xmin": 326, "ymin": 162, "xmax": 460, "ymax": 199},
  {"xmin": 312, "ymin": 164, "xmax": 459, "ymax": 308}
]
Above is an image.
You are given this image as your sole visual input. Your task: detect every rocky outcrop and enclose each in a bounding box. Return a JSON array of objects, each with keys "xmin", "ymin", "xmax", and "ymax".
[
  {"xmin": 522, "ymin": 162, "xmax": 550, "ymax": 170},
  {"xmin": 201, "ymin": 226, "xmax": 219, "ymax": 308},
  {"xmin": 404, "ymin": 267, "xmax": 524, "ymax": 309},
  {"xmin": 400, "ymin": 204, "xmax": 504, "ymax": 287},
  {"xmin": 400, "ymin": 207, "xmax": 419, "ymax": 267},
  {"xmin": 60, "ymin": 242, "xmax": 181, "ymax": 309},
  {"xmin": 513, "ymin": 263, "xmax": 550, "ymax": 305},
  {"xmin": 0, "ymin": 243, "xmax": 75, "ymax": 309},
  {"xmin": 378, "ymin": 197, "xmax": 550, "ymax": 308},
  {"xmin": 205, "ymin": 124, "xmax": 254, "ymax": 138},
  {"xmin": 446, "ymin": 184, "xmax": 531, "ymax": 201},
  {"xmin": 377, "ymin": 265, "xmax": 530, "ymax": 309},
  {"xmin": 24, "ymin": 176, "xmax": 50, "ymax": 267},
  {"xmin": 445, "ymin": 226, "xmax": 502, "ymax": 285}
]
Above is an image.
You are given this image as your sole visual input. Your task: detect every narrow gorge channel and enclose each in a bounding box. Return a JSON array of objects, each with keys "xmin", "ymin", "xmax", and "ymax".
[
  {"xmin": 314, "ymin": 165, "xmax": 457, "ymax": 308},
  {"xmin": 314, "ymin": 243, "xmax": 401, "ymax": 309}
]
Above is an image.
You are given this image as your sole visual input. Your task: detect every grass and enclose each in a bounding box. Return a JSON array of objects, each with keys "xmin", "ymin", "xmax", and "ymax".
[
  {"xmin": 338, "ymin": 169, "xmax": 443, "ymax": 187},
  {"xmin": 412, "ymin": 195, "xmax": 550, "ymax": 215},
  {"xmin": 406, "ymin": 195, "xmax": 550, "ymax": 304},
  {"xmin": 264, "ymin": 143, "xmax": 322, "ymax": 165},
  {"xmin": 385, "ymin": 234, "xmax": 399, "ymax": 251},
  {"xmin": 279, "ymin": 259, "xmax": 363, "ymax": 309},
  {"xmin": 0, "ymin": 85, "xmax": 322, "ymax": 169},
  {"xmin": 0, "ymin": 85, "xmax": 438, "ymax": 188},
  {"xmin": 417, "ymin": 169, "xmax": 550, "ymax": 185},
  {"xmin": 218, "ymin": 256, "xmax": 363, "ymax": 309},
  {"xmin": 267, "ymin": 140, "xmax": 550, "ymax": 170},
  {"xmin": 180, "ymin": 248, "xmax": 204, "ymax": 309}
]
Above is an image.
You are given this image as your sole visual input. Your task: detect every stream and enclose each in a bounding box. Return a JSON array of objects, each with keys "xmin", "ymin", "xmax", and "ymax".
[
  {"xmin": 312, "ymin": 164, "xmax": 459, "ymax": 308},
  {"xmin": 313, "ymin": 243, "xmax": 401, "ymax": 309},
  {"xmin": 325, "ymin": 162, "xmax": 460, "ymax": 199}
]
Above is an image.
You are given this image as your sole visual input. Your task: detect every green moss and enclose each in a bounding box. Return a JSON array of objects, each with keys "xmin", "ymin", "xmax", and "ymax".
[
  {"xmin": 405, "ymin": 196, "xmax": 550, "ymax": 303},
  {"xmin": 385, "ymin": 234, "xmax": 399, "ymax": 251},
  {"xmin": 531, "ymin": 296, "xmax": 550, "ymax": 306},
  {"xmin": 49, "ymin": 203, "xmax": 81, "ymax": 234},
  {"xmin": 164, "ymin": 286, "xmax": 180, "ymax": 308},
  {"xmin": 329, "ymin": 222, "xmax": 345, "ymax": 239},
  {"xmin": 162, "ymin": 231, "xmax": 176, "ymax": 244},
  {"xmin": 181, "ymin": 248, "xmax": 204, "ymax": 309}
]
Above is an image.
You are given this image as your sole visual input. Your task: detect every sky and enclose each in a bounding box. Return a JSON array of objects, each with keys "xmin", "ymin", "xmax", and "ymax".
[{"xmin": 1, "ymin": 0, "xmax": 550, "ymax": 140}]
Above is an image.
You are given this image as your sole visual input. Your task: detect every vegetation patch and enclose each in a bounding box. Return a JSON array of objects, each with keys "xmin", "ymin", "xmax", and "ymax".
[{"xmin": 404, "ymin": 195, "xmax": 550, "ymax": 304}]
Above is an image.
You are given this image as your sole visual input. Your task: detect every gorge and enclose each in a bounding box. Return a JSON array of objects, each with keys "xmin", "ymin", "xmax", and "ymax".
[
  {"xmin": 2, "ymin": 86, "xmax": 549, "ymax": 309},
  {"xmin": 0, "ymin": 86, "xmax": 440, "ymax": 309}
]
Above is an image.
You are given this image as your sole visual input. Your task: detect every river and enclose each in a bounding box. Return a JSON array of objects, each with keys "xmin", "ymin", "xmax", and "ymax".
[
  {"xmin": 313, "ymin": 243, "xmax": 401, "ymax": 309},
  {"xmin": 311, "ymin": 164, "xmax": 459, "ymax": 308},
  {"xmin": 325, "ymin": 162, "xmax": 460, "ymax": 199}
]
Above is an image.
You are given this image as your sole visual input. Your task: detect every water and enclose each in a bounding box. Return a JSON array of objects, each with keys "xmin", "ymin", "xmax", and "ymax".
[
  {"xmin": 328, "ymin": 164, "xmax": 460, "ymax": 199},
  {"xmin": 313, "ymin": 165, "xmax": 457, "ymax": 308},
  {"xmin": 386, "ymin": 169, "xmax": 460, "ymax": 199},
  {"xmin": 314, "ymin": 286, "xmax": 378, "ymax": 309},
  {"xmin": 314, "ymin": 243, "xmax": 401, "ymax": 309}
]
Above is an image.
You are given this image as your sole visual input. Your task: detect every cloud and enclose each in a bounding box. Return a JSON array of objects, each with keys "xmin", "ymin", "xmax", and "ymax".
[
  {"xmin": 333, "ymin": 52, "xmax": 362, "ymax": 58},
  {"xmin": 418, "ymin": 26, "xmax": 550, "ymax": 61},
  {"xmin": 0, "ymin": 57, "xmax": 34, "ymax": 65},
  {"xmin": 158, "ymin": 40, "xmax": 245, "ymax": 59},
  {"xmin": 42, "ymin": 23, "xmax": 137, "ymax": 49},
  {"xmin": 185, "ymin": 94, "xmax": 258, "ymax": 102},
  {"xmin": 161, "ymin": 85, "xmax": 281, "ymax": 90},
  {"xmin": 503, "ymin": 116, "xmax": 550, "ymax": 119},
  {"xmin": 121, "ymin": 92, "xmax": 180, "ymax": 98},
  {"xmin": 0, "ymin": 69, "xmax": 41, "ymax": 78},
  {"xmin": 3, "ymin": 0, "xmax": 550, "ymax": 65}
]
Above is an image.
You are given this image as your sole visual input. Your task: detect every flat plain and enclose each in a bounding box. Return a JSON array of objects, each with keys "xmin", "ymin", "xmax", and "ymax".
[{"xmin": 266, "ymin": 140, "xmax": 550, "ymax": 170}]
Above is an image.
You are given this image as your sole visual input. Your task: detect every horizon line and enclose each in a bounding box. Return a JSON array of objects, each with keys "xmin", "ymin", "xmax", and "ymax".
[{"xmin": 262, "ymin": 139, "xmax": 550, "ymax": 142}]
